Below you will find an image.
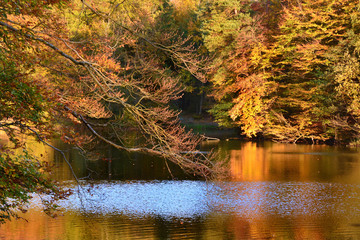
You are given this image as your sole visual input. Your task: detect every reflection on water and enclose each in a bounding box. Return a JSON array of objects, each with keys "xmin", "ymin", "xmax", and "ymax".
[
  {"xmin": 2, "ymin": 180, "xmax": 360, "ymax": 239},
  {"xmin": 1, "ymin": 140, "xmax": 360, "ymax": 239},
  {"xmin": 217, "ymin": 141, "xmax": 360, "ymax": 183}
]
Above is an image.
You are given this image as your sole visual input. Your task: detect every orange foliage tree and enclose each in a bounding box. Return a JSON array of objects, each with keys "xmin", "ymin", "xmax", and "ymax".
[{"xmin": 0, "ymin": 0, "xmax": 221, "ymax": 221}]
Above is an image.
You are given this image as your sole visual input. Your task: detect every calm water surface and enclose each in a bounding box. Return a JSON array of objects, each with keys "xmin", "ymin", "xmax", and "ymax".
[{"xmin": 1, "ymin": 140, "xmax": 360, "ymax": 239}]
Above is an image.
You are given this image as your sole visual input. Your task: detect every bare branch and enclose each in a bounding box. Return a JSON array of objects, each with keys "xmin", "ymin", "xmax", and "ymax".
[
  {"xmin": 0, "ymin": 16, "xmax": 218, "ymax": 178},
  {"xmin": 64, "ymin": 106, "xmax": 215, "ymax": 178}
]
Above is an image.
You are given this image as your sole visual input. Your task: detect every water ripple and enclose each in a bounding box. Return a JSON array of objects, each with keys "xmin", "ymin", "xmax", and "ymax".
[{"xmin": 32, "ymin": 181, "xmax": 360, "ymax": 220}]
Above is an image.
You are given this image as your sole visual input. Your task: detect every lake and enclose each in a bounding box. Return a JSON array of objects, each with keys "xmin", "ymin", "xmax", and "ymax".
[{"xmin": 1, "ymin": 140, "xmax": 360, "ymax": 239}]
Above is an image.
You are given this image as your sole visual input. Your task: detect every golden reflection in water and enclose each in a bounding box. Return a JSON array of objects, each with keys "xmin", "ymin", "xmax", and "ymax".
[
  {"xmin": 8, "ymin": 214, "xmax": 349, "ymax": 240},
  {"xmin": 222, "ymin": 214, "xmax": 356, "ymax": 240},
  {"xmin": 17, "ymin": 137, "xmax": 77, "ymax": 181},
  {"xmin": 204, "ymin": 213, "xmax": 346, "ymax": 240},
  {"xmin": 0, "ymin": 211, "xmax": 159, "ymax": 240},
  {"xmin": 228, "ymin": 141, "xmax": 360, "ymax": 182},
  {"xmin": 0, "ymin": 210, "xmax": 64, "ymax": 240},
  {"xmin": 0, "ymin": 134, "xmax": 54, "ymax": 163},
  {"xmin": 230, "ymin": 142, "xmax": 269, "ymax": 181}
]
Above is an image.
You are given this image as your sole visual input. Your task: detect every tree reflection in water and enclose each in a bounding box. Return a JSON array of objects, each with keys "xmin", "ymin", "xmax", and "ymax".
[{"xmin": 1, "ymin": 140, "xmax": 360, "ymax": 239}]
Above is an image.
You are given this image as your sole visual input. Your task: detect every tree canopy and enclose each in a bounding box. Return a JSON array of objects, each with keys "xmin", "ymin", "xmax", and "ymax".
[
  {"xmin": 0, "ymin": 0, "xmax": 218, "ymax": 222},
  {"xmin": 200, "ymin": 0, "xmax": 360, "ymax": 144}
]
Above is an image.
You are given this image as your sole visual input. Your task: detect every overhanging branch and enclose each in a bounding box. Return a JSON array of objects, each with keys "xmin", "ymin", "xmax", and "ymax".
[{"xmin": 64, "ymin": 106, "xmax": 214, "ymax": 178}]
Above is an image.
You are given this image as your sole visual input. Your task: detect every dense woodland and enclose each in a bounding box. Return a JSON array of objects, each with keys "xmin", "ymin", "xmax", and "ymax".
[{"xmin": 1, "ymin": 0, "xmax": 360, "ymax": 221}]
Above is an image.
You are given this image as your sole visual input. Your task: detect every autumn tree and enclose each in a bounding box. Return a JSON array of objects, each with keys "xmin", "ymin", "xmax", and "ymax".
[
  {"xmin": 202, "ymin": 0, "xmax": 360, "ymax": 143},
  {"xmin": 263, "ymin": 0, "xmax": 360, "ymax": 143},
  {"xmin": 326, "ymin": 1, "xmax": 360, "ymax": 142},
  {"xmin": 200, "ymin": 0, "xmax": 276, "ymax": 135},
  {"xmin": 0, "ymin": 0, "xmax": 221, "ymax": 222}
]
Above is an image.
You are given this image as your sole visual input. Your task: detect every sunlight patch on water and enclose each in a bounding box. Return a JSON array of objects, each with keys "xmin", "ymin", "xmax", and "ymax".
[
  {"xmin": 62, "ymin": 181, "xmax": 210, "ymax": 219},
  {"xmin": 30, "ymin": 181, "xmax": 360, "ymax": 220}
]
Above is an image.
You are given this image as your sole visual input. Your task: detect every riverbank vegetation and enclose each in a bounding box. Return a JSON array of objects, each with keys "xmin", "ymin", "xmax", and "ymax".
[
  {"xmin": 202, "ymin": 0, "xmax": 360, "ymax": 144},
  {"xmin": 1, "ymin": 0, "xmax": 360, "ymax": 221}
]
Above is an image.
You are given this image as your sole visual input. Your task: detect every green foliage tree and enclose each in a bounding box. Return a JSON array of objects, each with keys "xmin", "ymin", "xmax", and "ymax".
[{"xmin": 0, "ymin": 149, "xmax": 71, "ymax": 223}]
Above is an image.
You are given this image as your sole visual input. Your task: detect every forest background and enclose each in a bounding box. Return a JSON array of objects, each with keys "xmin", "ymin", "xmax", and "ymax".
[{"xmin": 1, "ymin": 0, "xmax": 360, "ymax": 222}]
